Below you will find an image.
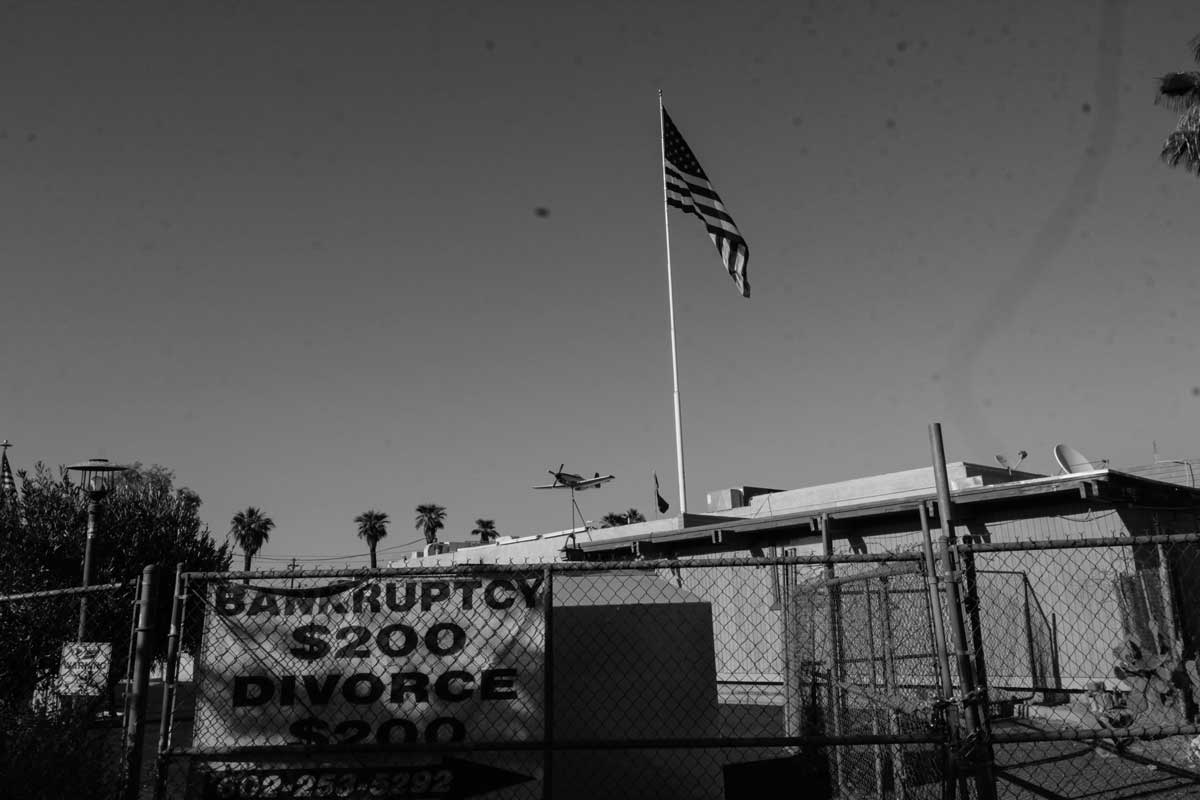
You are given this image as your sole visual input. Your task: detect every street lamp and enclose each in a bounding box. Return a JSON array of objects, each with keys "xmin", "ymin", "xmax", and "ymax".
[{"xmin": 67, "ymin": 458, "xmax": 130, "ymax": 641}]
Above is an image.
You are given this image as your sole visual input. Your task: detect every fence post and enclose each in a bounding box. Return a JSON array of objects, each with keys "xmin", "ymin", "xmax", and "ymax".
[
  {"xmin": 864, "ymin": 580, "xmax": 884, "ymax": 797},
  {"xmin": 957, "ymin": 537, "xmax": 991, "ymax": 693},
  {"xmin": 821, "ymin": 514, "xmax": 845, "ymax": 796},
  {"xmin": 780, "ymin": 551, "xmax": 802, "ymax": 752},
  {"xmin": 122, "ymin": 564, "xmax": 157, "ymax": 800},
  {"xmin": 917, "ymin": 502, "xmax": 959, "ymax": 800},
  {"xmin": 929, "ymin": 423, "xmax": 996, "ymax": 800},
  {"xmin": 153, "ymin": 563, "xmax": 185, "ymax": 800},
  {"xmin": 122, "ymin": 570, "xmax": 143, "ymax": 724},
  {"xmin": 542, "ymin": 565, "xmax": 554, "ymax": 800},
  {"xmin": 879, "ymin": 577, "xmax": 907, "ymax": 800},
  {"xmin": 955, "ymin": 536, "xmax": 996, "ymax": 795}
]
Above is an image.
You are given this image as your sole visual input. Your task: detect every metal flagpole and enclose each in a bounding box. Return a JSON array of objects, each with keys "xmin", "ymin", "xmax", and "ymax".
[{"xmin": 659, "ymin": 89, "xmax": 688, "ymax": 515}]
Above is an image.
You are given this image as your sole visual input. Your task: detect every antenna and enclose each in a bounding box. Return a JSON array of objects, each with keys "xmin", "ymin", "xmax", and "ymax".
[
  {"xmin": 995, "ymin": 449, "xmax": 1028, "ymax": 476},
  {"xmin": 1053, "ymin": 443, "xmax": 1105, "ymax": 475}
]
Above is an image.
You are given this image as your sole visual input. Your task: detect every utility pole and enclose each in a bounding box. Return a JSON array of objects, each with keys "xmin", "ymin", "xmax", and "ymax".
[{"xmin": 287, "ymin": 558, "xmax": 299, "ymax": 588}]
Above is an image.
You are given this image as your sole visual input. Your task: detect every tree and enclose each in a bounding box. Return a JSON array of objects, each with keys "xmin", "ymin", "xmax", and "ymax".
[
  {"xmin": 601, "ymin": 508, "xmax": 646, "ymax": 527},
  {"xmin": 230, "ymin": 506, "xmax": 274, "ymax": 572},
  {"xmin": 414, "ymin": 504, "xmax": 446, "ymax": 544},
  {"xmin": 354, "ymin": 509, "xmax": 390, "ymax": 568},
  {"xmin": 0, "ymin": 462, "xmax": 231, "ymax": 705},
  {"xmin": 1157, "ymin": 36, "xmax": 1200, "ymax": 175},
  {"xmin": 471, "ymin": 518, "xmax": 499, "ymax": 543}
]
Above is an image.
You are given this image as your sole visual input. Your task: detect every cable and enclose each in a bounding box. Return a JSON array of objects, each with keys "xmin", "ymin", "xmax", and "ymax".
[{"xmin": 236, "ymin": 537, "xmax": 428, "ymax": 565}]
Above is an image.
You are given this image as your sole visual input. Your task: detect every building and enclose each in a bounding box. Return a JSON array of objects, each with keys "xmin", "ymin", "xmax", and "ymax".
[{"xmin": 395, "ymin": 457, "xmax": 1200, "ymax": 698}]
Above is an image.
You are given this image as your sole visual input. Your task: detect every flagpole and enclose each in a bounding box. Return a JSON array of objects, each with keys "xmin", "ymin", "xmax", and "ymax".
[{"xmin": 659, "ymin": 90, "xmax": 688, "ymax": 515}]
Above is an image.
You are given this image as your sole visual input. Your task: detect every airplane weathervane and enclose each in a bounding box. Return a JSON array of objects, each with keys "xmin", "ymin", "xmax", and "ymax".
[{"xmin": 533, "ymin": 464, "xmax": 615, "ymax": 536}]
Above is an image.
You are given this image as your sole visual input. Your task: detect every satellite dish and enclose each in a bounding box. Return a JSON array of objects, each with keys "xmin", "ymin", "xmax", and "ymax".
[{"xmin": 1053, "ymin": 443, "xmax": 1104, "ymax": 474}]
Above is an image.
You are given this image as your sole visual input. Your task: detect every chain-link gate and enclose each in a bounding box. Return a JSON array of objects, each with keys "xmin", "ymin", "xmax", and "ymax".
[
  {"xmin": 789, "ymin": 558, "xmax": 952, "ymax": 799},
  {"xmin": 0, "ymin": 578, "xmax": 142, "ymax": 800}
]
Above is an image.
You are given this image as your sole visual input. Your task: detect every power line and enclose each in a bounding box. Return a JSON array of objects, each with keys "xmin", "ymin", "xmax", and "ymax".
[{"xmin": 245, "ymin": 536, "xmax": 428, "ymax": 564}]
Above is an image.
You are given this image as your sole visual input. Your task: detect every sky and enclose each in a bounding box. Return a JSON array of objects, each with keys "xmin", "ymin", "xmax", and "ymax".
[{"xmin": 3, "ymin": 0, "xmax": 1200, "ymax": 568}]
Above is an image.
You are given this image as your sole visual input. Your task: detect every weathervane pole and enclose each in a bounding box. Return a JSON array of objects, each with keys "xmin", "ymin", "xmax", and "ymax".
[{"xmin": 659, "ymin": 90, "xmax": 688, "ymax": 515}]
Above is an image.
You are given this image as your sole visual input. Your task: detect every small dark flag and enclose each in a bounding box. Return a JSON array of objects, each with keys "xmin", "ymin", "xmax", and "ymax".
[
  {"xmin": 654, "ymin": 473, "xmax": 670, "ymax": 514},
  {"xmin": 663, "ymin": 106, "xmax": 750, "ymax": 298}
]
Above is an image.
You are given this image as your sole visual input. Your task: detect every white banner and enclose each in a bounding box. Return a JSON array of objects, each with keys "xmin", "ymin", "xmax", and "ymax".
[{"xmin": 193, "ymin": 576, "xmax": 545, "ymax": 750}]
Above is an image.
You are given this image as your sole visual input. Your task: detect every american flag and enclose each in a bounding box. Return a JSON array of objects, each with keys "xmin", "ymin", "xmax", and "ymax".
[{"xmin": 663, "ymin": 107, "xmax": 750, "ymax": 298}]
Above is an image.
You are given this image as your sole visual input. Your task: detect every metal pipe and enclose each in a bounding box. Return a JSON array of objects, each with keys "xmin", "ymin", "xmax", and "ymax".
[
  {"xmin": 918, "ymin": 504, "xmax": 956, "ymax": 705},
  {"xmin": 821, "ymin": 515, "xmax": 845, "ymax": 796},
  {"xmin": 171, "ymin": 730, "xmax": 956, "ymax": 760},
  {"xmin": 1022, "ymin": 579, "xmax": 1037, "ymax": 687},
  {"xmin": 153, "ymin": 563, "xmax": 186, "ymax": 800},
  {"xmin": 780, "ymin": 550, "xmax": 802, "ymax": 752},
  {"xmin": 918, "ymin": 503, "xmax": 961, "ymax": 800},
  {"xmin": 542, "ymin": 566, "xmax": 554, "ymax": 800},
  {"xmin": 881, "ymin": 578, "xmax": 907, "ymax": 800},
  {"xmin": 930, "ymin": 423, "xmax": 996, "ymax": 800},
  {"xmin": 122, "ymin": 564, "xmax": 157, "ymax": 800},
  {"xmin": 77, "ymin": 498, "xmax": 98, "ymax": 641},
  {"xmin": 865, "ymin": 580, "xmax": 884, "ymax": 797},
  {"xmin": 181, "ymin": 550, "xmax": 927, "ymax": 580},
  {"xmin": 957, "ymin": 537, "xmax": 992, "ymax": 696},
  {"xmin": 121, "ymin": 571, "xmax": 142, "ymax": 727}
]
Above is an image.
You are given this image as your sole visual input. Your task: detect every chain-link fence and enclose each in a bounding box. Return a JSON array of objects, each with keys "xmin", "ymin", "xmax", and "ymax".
[
  {"xmin": 963, "ymin": 532, "xmax": 1200, "ymax": 800},
  {"xmin": 155, "ymin": 534, "xmax": 1200, "ymax": 800},
  {"xmin": 156, "ymin": 557, "xmax": 951, "ymax": 800},
  {"xmin": 0, "ymin": 579, "xmax": 140, "ymax": 800}
]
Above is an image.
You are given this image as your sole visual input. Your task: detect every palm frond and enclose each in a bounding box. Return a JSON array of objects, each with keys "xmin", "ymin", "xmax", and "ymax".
[
  {"xmin": 1156, "ymin": 72, "xmax": 1200, "ymax": 111},
  {"xmin": 1175, "ymin": 104, "xmax": 1200, "ymax": 132},
  {"xmin": 1191, "ymin": 33, "xmax": 1200, "ymax": 65},
  {"xmin": 1162, "ymin": 129, "xmax": 1200, "ymax": 175}
]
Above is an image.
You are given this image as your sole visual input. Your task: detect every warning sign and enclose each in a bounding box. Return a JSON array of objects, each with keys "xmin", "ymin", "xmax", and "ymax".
[
  {"xmin": 192, "ymin": 576, "xmax": 545, "ymax": 750},
  {"xmin": 58, "ymin": 642, "xmax": 113, "ymax": 697}
]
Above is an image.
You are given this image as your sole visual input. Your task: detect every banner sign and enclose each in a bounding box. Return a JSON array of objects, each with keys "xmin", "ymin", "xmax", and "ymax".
[
  {"xmin": 193, "ymin": 576, "xmax": 546, "ymax": 750},
  {"xmin": 202, "ymin": 761, "xmax": 535, "ymax": 800},
  {"xmin": 58, "ymin": 642, "xmax": 112, "ymax": 696}
]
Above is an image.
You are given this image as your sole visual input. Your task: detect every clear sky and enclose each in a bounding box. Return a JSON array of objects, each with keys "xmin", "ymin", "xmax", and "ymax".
[{"xmin": 3, "ymin": 0, "xmax": 1199, "ymax": 567}]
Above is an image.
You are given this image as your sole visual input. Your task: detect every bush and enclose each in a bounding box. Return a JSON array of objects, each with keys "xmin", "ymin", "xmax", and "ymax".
[{"xmin": 0, "ymin": 698, "xmax": 123, "ymax": 800}]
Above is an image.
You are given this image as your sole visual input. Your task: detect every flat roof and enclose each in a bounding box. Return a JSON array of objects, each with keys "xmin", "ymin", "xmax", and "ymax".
[{"xmin": 571, "ymin": 468, "xmax": 1200, "ymax": 555}]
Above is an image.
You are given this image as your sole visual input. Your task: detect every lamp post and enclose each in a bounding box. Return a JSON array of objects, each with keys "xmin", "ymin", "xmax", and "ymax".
[{"xmin": 67, "ymin": 458, "xmax": 130, "ymax": 641}]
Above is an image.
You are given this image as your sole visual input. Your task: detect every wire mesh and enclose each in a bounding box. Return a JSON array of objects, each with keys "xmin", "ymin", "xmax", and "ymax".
[
  {"xmin": 958, "ymin": 532, "xmax": 1200, "ymax": 798},
  {"xmin": 158, "ymin": 556, "xmax": 961, "ymax": 800},
  {"xmin": 155, "ymin": 536, "xmax": 1200, "ymax": 800},
  {"xmin": 0, "ymin": 581, "xmax": 139, "ymax": 800}
]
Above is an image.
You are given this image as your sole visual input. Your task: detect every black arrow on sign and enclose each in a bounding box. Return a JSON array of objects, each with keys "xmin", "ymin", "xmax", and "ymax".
[{"xmin": 443, "ymin": 757, "xmax": 535, "ymax": 798}]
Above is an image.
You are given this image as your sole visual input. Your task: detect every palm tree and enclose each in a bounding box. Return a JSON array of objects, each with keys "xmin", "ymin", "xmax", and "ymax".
[
  {"xmin": 1157, "ymin": 36, "xmax": 1200, "ymax": 175},
  {"xmin": 354, "ymin": 509, "xmax": 390, "ymax": 568},
  {"xmin": 230, "ymin": 506, "xmax": 275, "ymax": 574},
  {"xmin": 471, "ymin": 518, "xmax": 499, "ymax": 543},
  {"xmin": 414, "ymin": 503, "xmax": 446, "ymax": 544},
  {"xmin": 601, "ymin": 508, "xmax": 646, "ymax": 527}
]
